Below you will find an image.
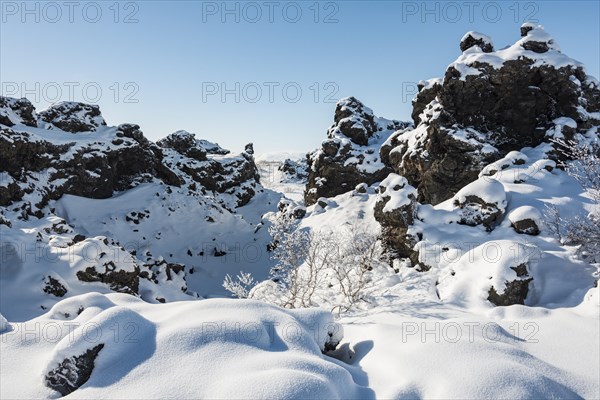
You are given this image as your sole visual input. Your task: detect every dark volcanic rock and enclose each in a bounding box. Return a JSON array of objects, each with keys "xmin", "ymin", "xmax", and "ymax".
[
  {"xmin": 305, "ymin": 97, "xmax": 409, "ymax": 205},
  {"xmin": 0, "ymin": 97, "xmax": 37, "ymax": 127},
  {"xmin": 158, "ymin": 130, "xmax": 208, "ymax": 161},
  {"xmin": 46, "ymin": 344, "xmax": 104, "ymax": 396},
  {"xmin": 452, "ymin": 179, "xmax": 506, "ymax": 231},
  {"xmin": 384, "ymin": 24, "xmax": 600, "ymax": 205},
  {"xmin": 460, "ymin": 31, "xmax": 493, "ymax": 53},
  {"xmin": 43, "ymin": 276, "xmax": 68, "ymax": 297},
  {"xmin": 0, "ymin": 107, "xmax": 182, "ymax": 211},
  {"xmin": 512, "ymin": 218, "xmax": 540, "ymax": 235},
  {"xmin": 279, "ymin": 158, "xmax": 308, "ymax": 181},
  {"xmin": 487, "ymin": 264, "xmax": 533, "ymax": 306},
  {"xmin": 38, "ymin": 102, "xmax": 106, "ymax": 133},
  {"xmin": 159, "ymin": 130, "xmax": 260, "ymax": 207},
  {"xmin": 76, "ymin": 261, "xmax": 140, "ymax": 295},
  {"xmin": 373, "ymin": 174, "xmax": 419, "ymax": 260}
]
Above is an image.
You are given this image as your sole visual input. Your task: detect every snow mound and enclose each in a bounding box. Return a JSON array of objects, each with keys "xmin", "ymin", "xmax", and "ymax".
[
  {"xmin": 453, "ymin": 179, "xmax": 507, "ymax": 210},
  {"xmin": 437, "ymin": 240, "xmax": 540, "ymax": 307},
  {"xmin": 508, "ymin": 206, "xmax": 543, "ymax": 226},
  {"xmin": 1, "ymin": 293, "xmax": 370, "ymax": 399}
]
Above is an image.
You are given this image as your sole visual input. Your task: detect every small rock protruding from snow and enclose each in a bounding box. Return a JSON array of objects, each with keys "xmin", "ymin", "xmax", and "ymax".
[
  {"xmin": 518, "ymin": 23, "xmax": 559, "ymax": 53},
  {"xmin": 354, "ymin": 183, "xmax": 368, "ymax": 194},
  {"xmin": 292, "ymin": 206, "xmax": 306, "ymax": 219},
  {"xmin": 438, "ymin": 240, "xmax": 539, "ymax": 307},
  {"xmin": 38, "ymin": 101, "xmax": 106, "ymax": 133},
  {"xmin": 520, "ymin": 22, "xmax": 538, "ymax": 37},
  {"xmin": 316, "ymin": 197, "xmax": 330, "ymax": 209},
  {"xmin": 453, "ymin": 179, "xmax": 507, "ymax": 230},
  {"xmin": 508, "ymin": 206, "xmax": 542, "ymax": 235},
  {"xmin": 460, "ymin": 31, "xmax": 494, "ymax": 53},
  {"xmin": 45, "ymin": 344, "xmax": 105, "ymax": 396}
]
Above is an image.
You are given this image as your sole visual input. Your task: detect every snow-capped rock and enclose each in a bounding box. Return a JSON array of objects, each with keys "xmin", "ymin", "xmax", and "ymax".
[
  {"xmin": 385, "ymin": 24, "xmax": 600, "ymax": 205},
  {"xmin": 305, "ymin": 97, "xmax": 409, "ymax": 205},
  {"xmin": 38, "ymin": 101, "xmax": 106, "ymax": 133},
  {"xmin": 508, "ymin": 206, "xmax": 543, "ymax": 235},
  {"xmin": 0, "ymin": 97, "xmax": 37, "ymax": 127},
  {"xmin": 460, "ymin": 31, "xmax": 494, "ymax": 53},
  {"xmin": 437, "ymin": 240, "xmax": 539, "ymax": 307},
  {"xmin": 452, "ymin": 178, "xmax": 507, "ymax": 230},
  {"xmin": 373, "ymin": 174, "xmax": 419, "ymax": 259}
]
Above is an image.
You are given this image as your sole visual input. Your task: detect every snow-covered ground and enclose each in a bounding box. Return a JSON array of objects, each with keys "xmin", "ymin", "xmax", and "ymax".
[{"xmin": 255, "ymin": 152, "xmax": 308, "ymax": 203}]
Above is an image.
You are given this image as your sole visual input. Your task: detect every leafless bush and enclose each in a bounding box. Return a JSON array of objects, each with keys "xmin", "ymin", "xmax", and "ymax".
[
  {"xmin": 223, "ymin": 271, "xmax": 255, "ymax": 299},
  {"xmin": 546, "ymin": 138, "xmax": 600, "ymax": 263},
  {"xmin": 224, "ymin": 216, "xmax": 385, "ymax": 313}
]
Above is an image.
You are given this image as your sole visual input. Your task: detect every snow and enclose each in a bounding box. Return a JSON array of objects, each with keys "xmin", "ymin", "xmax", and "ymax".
[
  {"xmin": 1, "ymin": 293, "xmax": 370, "ymax": 399},
  {"xmin": 453, "ymin": 178, "xmax": 507, "ymax": 210},
  {"xmin": 379, "ymin": 174, "xmax": 417, "ymax": 213},
  {"xmin": 437, "ymin": 240, "xmax": 539, "ymax": 306},
  {"xmin": 461, "ymin": 31, "xmax": 494, "ymax": 47},
  {"xmin": 1, "ymin": 32, "xmax": 599, "ymax": 398},
  {"xmin": 418, "ymin": 77, "xmax": 442, "ymax": 90},
  {"xmin": 449, "ymin": 25, "xmax": 583, "ymax": 81},
  {"xmin": 508, "ymin": 205, "xmax": 543, "ymax": 225}
]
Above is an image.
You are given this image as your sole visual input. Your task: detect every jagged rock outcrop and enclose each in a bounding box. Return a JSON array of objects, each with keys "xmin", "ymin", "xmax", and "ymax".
[
  {"xmin": 279, "ymin": 158, "xmax": 308, "ymax": 182},
  {"xmin": 157, "ymin": 130, "xmax": 209, "ymax": 161},
  {"xmin": 373, "ymin": 174, "xmax": 419, "ymax": 260},
  {"xmin": 0, "ymin": 121, "xmax": 181, "ymax": 212},
  {"xmin": 0, "ymin": 98, "xmax": 260, "ymax": 213},
  {"xmin": 0, "ymin": 97, "xmax": 37, "ymax": 127},
  {"xmin": 38, "ymin": 102, "xmax": 106, "ymax": 133},
  {"xmin": 384, "ymin": 24, "xmax": 600, "ymax": 205},
  {"xmin": 305, "ymin": 97, "xmax": 409, "ymax": 205},
  {"xmin": 460, "ymin": 31, "xmax": 494, "ymax": 53},
  {"xmin": 159, "ymin": 131, "xmax": 260, "ymax": 207}
]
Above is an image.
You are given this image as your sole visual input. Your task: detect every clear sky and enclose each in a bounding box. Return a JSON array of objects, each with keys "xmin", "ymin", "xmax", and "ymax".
[{"xmin": 1, "ymin": 1, "xmax": 599, "ymax": 154}]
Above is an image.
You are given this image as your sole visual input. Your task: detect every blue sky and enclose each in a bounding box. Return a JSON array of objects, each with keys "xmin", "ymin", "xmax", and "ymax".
[{"xmin": 1, "ymin": 1, "xmax": 599, "ymax": 154}]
